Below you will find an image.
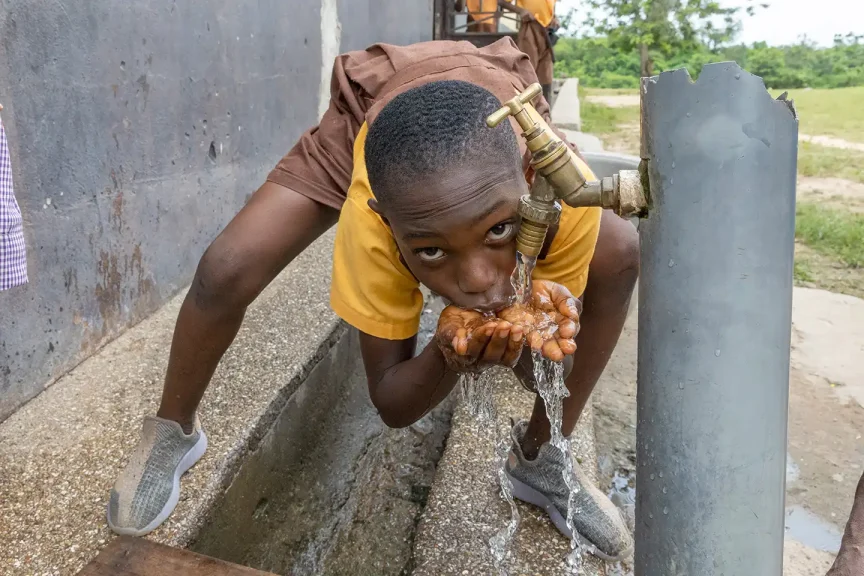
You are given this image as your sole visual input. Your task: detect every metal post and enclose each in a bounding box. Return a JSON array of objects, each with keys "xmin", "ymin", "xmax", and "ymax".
[{"xmin": 636, "ymin": 63, "xmax": 798, "ymax": 575}]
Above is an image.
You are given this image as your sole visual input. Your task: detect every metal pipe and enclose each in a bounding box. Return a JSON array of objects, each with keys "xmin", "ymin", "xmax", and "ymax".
[{"xmin": 636, "ymin": 63, "xmax": 798, "ymax": 575}]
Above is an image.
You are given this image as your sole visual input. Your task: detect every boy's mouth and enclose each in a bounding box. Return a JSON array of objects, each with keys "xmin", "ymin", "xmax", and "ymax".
[
  {"xmin": 436, "ymin": 294, "xmax": 515, "ymax": 314},
  {"xmin": 471, "ymin": 296, "xmax": 516, "ymax": 314}
]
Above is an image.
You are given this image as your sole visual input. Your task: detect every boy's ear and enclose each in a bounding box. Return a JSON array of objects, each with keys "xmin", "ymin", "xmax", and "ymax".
[{"xmin": 368, "ymin": 199, "xmax": 390, "ymax": 226}]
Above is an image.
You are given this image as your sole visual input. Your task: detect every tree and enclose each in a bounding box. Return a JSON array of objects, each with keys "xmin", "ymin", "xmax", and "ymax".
[{"xmin": 584, "ymin": 0, "xmax": 760, "ymax": 77}]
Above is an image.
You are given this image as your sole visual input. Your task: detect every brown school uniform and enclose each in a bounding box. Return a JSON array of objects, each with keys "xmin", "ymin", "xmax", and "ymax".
[{"xmin": 266, "ymin": 37, "xmax": 576, "ymax": 211}]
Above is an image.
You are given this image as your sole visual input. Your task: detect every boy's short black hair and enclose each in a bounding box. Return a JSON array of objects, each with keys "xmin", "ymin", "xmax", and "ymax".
[{"xmin": 365, "ymin": 80, "xmax": 521, "ymax": 207}]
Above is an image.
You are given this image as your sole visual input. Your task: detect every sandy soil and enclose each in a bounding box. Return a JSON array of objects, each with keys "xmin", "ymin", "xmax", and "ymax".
[
  {"xmin": 797, "ymin": 177, "xmax": 864, "ymax": 213},
  {"xmin": 800, "ymin": 134, "xmax": 864, "ymax": 152},
  {"xmin": 585, "ymin": 94, "xmax": 641, "ymax": 108},
  {"xmin": 593, "ymin": 287, "xmax": 864, "ymax": 575}
]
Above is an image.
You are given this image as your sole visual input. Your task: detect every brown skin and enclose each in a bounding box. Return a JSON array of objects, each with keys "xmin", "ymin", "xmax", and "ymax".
[
  {"xmin": 155, "ymin": 171, "xmax": 639, "ymax": 457},
  {"xmin": 828, "ymin": 472, "xmax": 864, "ymax": 575}
]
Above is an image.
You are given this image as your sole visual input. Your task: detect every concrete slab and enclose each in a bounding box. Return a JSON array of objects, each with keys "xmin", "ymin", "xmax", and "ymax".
[
  {"xmin": 0, "ymin": 230, "xmax": 452, "ymax": 576},
  {"xmin": 551, "ymin": 78, "xmax": 581, "ymax": 131},
  {"xmin": 412, "ymin": 369, "xmax": 607, "ymax": 576},
  {"xmin": 0, "ymin": 231, "xmax": 340, "ymax": 574},
  {"xmin": 791, "ymin": 287, "xmax": 864, "ymax": 406}
]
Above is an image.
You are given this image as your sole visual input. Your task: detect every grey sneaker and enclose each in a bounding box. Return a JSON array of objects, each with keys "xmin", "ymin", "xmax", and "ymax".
[
  {"xmin": 505, "ymin": 420, "xmax": 633, "ymax": 561},
  {"xmin": 107, "ymin": 416, "xmax": 207, "ymax": 536}
]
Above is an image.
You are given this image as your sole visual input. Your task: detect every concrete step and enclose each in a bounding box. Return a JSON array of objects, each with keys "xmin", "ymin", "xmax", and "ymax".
[
  {"xmin": 551, "ymin": 78, "xmax": 581, "ymax": 131},
  {"xmin": 0, "ymin": 230, "xmax": 452, "ymax": 576},
  {"xmin": 411, "ymin": 370, "xmax": 607, "ymax": 576}
]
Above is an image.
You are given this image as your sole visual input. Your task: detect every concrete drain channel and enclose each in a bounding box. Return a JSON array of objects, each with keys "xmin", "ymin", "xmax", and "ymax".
[{"xmin": 189, "ymin": 298, "xmax": 452, "ymax": 576}]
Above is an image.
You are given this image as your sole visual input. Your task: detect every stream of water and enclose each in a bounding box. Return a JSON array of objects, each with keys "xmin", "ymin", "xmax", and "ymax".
[
  {"xmin": 532, "ymin": 350, "xmax": 584, "ymax": 570},
  {"xmin": 475, "ymin": 251, "xmax": 586, "ymax": 572}
]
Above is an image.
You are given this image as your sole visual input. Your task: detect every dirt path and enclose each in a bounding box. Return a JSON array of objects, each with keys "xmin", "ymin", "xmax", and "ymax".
[
  {"xmin": 584, "ymin": 94, "xmax": 640, "ymax": 108},
  {"xmin": 798, "ymin": 176, "xmax": 864, "ymax": 212},
  {"xmin": 801, "ymin": 134, "xmax": 864, "ymax": 152},
  {"xmin": 593, "ymin": 287, "xmax": 864, "ymax": 575}
]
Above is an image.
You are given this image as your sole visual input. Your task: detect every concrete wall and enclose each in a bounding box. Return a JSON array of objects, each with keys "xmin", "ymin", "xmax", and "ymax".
[{"xmin": 0, "ymin": 0, "xmax": 433, "ymax": 421}]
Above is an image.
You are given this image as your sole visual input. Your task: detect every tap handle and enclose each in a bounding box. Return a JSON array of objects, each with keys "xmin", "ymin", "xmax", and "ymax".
[{"xmin": 486, "ymin": 83, "xmax": 543, "ymax": 128}]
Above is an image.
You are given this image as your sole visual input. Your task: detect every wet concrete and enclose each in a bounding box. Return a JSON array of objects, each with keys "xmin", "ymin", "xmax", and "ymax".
[
  {"xmin": 412, "ymin": 369, "xmax": 607, "ymax": 576},
  {"xmin": 785, "ymin": 506, "xmax": 843, "ymax": 553}
]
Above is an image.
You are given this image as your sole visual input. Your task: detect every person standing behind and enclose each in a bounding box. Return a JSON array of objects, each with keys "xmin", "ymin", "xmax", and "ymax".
[
  {"xmin": 0, "ymin": 102, "xmax": 28, "ymax": 292},
  {"xmin": 501, "ymin": 0, "xmax": 559, "ymax": 103},
  {"xmin": 457, "ymin": 0, "xmax": 500, "ymax": 33}
]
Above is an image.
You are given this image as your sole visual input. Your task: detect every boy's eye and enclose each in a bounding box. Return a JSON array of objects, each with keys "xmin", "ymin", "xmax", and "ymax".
[
  {"xmin": 415, "ymin": 247, "xmax": 446, "ymax": 262},
  {"xmin": 487, "ymin": 222, "xmax": 514, "ymax": 241}
]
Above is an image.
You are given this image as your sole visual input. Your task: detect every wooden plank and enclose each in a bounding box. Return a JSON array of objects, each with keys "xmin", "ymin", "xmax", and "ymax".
[{"xmin": 77, "ymin": 536, "xmax": 276, "ymax": 576}]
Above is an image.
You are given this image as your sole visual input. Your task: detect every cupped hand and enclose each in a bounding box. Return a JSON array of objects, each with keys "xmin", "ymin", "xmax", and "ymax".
[
  {"xmin": 497, "ymin": 279, "xmax": 581, "ymax": 362},
  {"xmin": 436, "ymin": 306, "xmax": 524, "ymax": 372}
]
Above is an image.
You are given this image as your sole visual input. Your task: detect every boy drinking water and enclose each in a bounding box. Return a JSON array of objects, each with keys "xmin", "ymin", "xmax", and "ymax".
[{"xmin": 108, "ymin": 38, "xmax": 637, "ymax": 560}]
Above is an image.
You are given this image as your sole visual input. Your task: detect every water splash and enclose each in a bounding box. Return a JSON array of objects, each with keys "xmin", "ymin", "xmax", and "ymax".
[
  {"xmin": 460, "ymin": 372, "xmax": 521, "ymax": 575},
  {"xmin": 460, "ymin": 372, "xmax": 495, "ymax": 422},
  {"xmin": 532, "ymin": 351, "xmax": 584, "ymax": 571},
  {"xmin": 489, "ymin": 417, "xmax": 521, "ymax": 574}
]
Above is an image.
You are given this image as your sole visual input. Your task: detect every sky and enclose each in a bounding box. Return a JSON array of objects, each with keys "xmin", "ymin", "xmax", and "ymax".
[{"xmin": 557, "ymin": 0, "xmax": 864, "ymax": 47}]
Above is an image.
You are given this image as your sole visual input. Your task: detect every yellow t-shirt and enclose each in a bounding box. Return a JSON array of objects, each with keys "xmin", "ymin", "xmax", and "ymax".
[
  {"xmin": 517, "ymin": 0, "xmax": 556, "ymax": 27},
  {"xmin": 330, "ymin": 119, "xmax": 601, "ymax": 341},
  {"xmin": 467, "ymin": 0, "xmax": 498, "ymax": 14}
]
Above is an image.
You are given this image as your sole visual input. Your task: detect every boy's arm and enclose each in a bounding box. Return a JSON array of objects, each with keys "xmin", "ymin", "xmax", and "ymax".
[
  {"xmin": 359, "ymin": 333, "xmax": 460, "ymax": 429},
  {"xmin": 359, "ymin": 306, "xmax": 523, "ymax": 428}
]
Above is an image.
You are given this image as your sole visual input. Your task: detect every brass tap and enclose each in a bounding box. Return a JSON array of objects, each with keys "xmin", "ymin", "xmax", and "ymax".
[{"xmin": 487, "ymin": 83, "xmax": 648, "ymax": 257}]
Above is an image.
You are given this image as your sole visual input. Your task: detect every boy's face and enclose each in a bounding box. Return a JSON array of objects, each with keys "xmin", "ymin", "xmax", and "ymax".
[{"xmin": 373, "ymin": 165, "xmax": 529, "ymax": 312}]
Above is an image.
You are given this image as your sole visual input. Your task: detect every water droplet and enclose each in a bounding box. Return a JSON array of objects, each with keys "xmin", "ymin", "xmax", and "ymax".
[
  {"xmin": 735, "ymin": 72, "xmax": 741, "ymax": 79},
  {"xmin": 686, "ymin": 112, "xmax": 692, "ymax": 117},
  {"xmin": 671, "ymin": 161, "xmax": 676, "ymax": 169},
  {"xmin": 649, "ymin": 513, "xmax": 654, "ymax": 519},
  {"xmin": 668, "ymin": 259, "xmax": 675, "ymax": 267},
  {"xmin": 678, "ymin": 381, "xmax": 684, "ymax": 390},
  {"xmin": 663, "ymin": 506, "xmax": 669, "ymax": 515},
  {"xmin": 650, "ymin": 473, "xmax": 655, "ymax": 480},
  {"xmin": 659, "ymin": 472, "xmax": 664, "ymax": 478},
  {"xmin": 662, "ymin": 487, "xmax": 668, "ymax": 494},
  {"xmin": 715, "ymin": 349, "xmax": 721, "ymax": 357}
]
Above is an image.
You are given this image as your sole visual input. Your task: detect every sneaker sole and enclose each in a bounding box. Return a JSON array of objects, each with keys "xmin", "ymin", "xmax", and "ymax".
[
  {"xmin": 107, "ymin": 430, "xmax": 208, "ymax": 537},
  {"xmin": 505, "ymin": 469, "xmax": 632, "ymax": 562}
]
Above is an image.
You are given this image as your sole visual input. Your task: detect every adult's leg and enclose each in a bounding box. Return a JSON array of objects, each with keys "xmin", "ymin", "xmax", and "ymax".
[
  {"xmin": 828, "ymin": 471, "xmax": 864, "ymax": 575},
  {"xmin": 521, "ymin": 210, "xmax": 639, "ymax": 458},
  {"xmin": 157, "ymin": 182, "xmax": 339, "ymax": 431}
]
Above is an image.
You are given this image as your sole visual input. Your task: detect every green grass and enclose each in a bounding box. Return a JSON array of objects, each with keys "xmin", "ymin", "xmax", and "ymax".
[
  {"xmin": 796, "ymin": 203, "xmax": 864, "ymax": 268},
  {"xmin": 580, "ymin": 100, "xmax": 639, "ymax": 135},
  {"xmin": 772, "ymin": 87, "xmax": 864, "ymax": 143},
  {"xmin": 793, "ymin": 258, "xmax": 815, "ymax": 283},
  {"xmin": 797, "ymin": 142, "xmax": 864, "ymax": 184},
  {"xmin": 579, "ymin": 86, "xmax": 864, "ymax": 143}
]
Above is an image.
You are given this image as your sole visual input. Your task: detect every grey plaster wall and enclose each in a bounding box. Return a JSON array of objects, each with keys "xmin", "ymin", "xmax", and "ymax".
[{"xmin": 0, "ymin": 0, "xmax": 433, "ymax": 421}]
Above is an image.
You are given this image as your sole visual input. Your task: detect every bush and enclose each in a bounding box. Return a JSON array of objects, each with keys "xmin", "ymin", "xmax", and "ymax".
[{"xmin": 555, "ymin": 35, "xmax": 864, "ymax": 90}]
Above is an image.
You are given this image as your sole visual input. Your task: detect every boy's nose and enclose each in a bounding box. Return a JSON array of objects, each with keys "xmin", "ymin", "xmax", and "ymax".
[{"xmin": 458, "ymin": 258, "xmax": 497, "ymax": 295}]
